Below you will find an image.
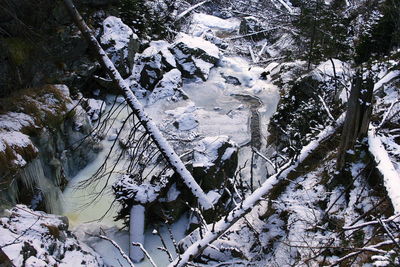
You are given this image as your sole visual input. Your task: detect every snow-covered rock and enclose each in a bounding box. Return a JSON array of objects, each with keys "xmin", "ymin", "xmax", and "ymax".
[
  {"xmin": 0, "ymin": 85, "xmax": 100, "ymax": 213},
  {"xmin": 173, "ymin": 33, "xmax": 220, "ymax": 64},
  {"xmin": 132, "ymin": 41, "xmax": 176, "ymax": 91},
  {"xmin": 81, "ymin": 98, "xmax": 106, "ymax": 121},
  {"xmin": 165, "ymin": 103, "xmax": 199, "ymax": 131},
  {"xmin": 100, "ymin": 16, "xmax": 139, "ymax": 77},
  {"xmin": 172, "ymin": 33, "xmax": 221, "ymax": 80},
  {"xmin": 0, "ymin": 205, "xmax": 104, "ymax": 267},
  {"xmin": 192, "ymin": 135, "xmax": 238, "ymax": 191},
  {"xmin": 148, "ymin": 69, "xmax": 186, "ymax": 104}
]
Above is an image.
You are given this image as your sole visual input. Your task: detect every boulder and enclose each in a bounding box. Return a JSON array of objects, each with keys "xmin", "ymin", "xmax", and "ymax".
[
  {"xmin": 203, "ymin": 31, "xmax": 229, "ymax": 50},
  {"xmin": 0, "ymin": 205, "xmax": 104, "ymax": 266},
  {"xmin": 100, "ymin": 16, "xmax": 139, "ymax": 78},
  {"xmin": 148, "ymin": 69, "xmax": 187, "ymax": 104},
  {"xmin": 132, "ymin": 41, "xmax": 177, "ymax": 91},
  {"xmin": 165, "ymin": 104, "xmax": 199, "ymax": 131},
  {"xmin": 81, "ymin": 98, "xmax": 106, "ymax": 121},
  {"xmin": 172, "ymin": 33, "xmax": 221, "ymax": 80},
  {"xmin": 192, "ymin": 136, "xmax": 238, "ymax": 191}
]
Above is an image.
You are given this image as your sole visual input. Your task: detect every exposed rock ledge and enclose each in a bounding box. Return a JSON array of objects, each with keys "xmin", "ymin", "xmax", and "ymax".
[{"xmin": 0, "ymin": 84, "xmax": 101, "ymax": 213}]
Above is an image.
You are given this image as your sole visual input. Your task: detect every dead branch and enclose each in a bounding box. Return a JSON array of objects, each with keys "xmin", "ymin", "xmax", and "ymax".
[
  {"xmin": 328, "ymin": 239, "xmax": 399, "ymax": 267},
  {"xmin": 132, "ymin": 242, "xmax": 157, "ymax": 267},
  {"xmin": 92, "ymin": 234, "xmax": 135, "ymax": 267},
  {"xmin": 343, "ymin": 214, "xmax": 400, "ymax": 231},
  {"xmin": 175, "ymin": 0, "xmax": 210, "ymax": 21}
]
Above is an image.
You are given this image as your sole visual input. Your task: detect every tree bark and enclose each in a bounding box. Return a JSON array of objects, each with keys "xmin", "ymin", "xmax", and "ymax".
[
  {"xmin": 62, "ymin": 0, "xmax": 213, "ymax": 210},
  {"xmin": 336, "ymin": 71, "xmax": 373, "ymax": 170}
]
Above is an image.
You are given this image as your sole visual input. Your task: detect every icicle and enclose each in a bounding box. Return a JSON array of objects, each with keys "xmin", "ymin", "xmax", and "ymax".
[{"xmin": 19, "ymin": 158, "xmax": 62, "ymax": 214}]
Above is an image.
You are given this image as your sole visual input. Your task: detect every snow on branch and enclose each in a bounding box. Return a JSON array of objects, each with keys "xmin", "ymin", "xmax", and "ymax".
[
  {"xmin": 274, "ymin": 0, "xmax": 295, "ymax": 14},
  {"xmin": 62, "ymin": 0, "xmax": 213, "ymax": 210},
  {"xmin": 169, "ymin": 114, "xmax": 346, "ymax": 267},
  {"xmin": 94, "ymin": 234, "xmax": 135, "ymax": 267},
  {"xmin": 343, "ymin": 214, "xmax": 400, "ymax": 231},
  {"xmin": 368, "ymin": 126, "xmax": 400, "ymax": 214},
  {"xmin": 132, "ymin": 242, "xmax": 157, "ymax": 267},
  {"xmin": 175, "ymin": 0, "xmax": 210, "ymax": 21}
]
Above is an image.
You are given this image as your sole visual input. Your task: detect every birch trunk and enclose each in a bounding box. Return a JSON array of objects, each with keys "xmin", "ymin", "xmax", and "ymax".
[{"xmin": 62, "ymin": 0, "xmax": 213, "ymax": 210}]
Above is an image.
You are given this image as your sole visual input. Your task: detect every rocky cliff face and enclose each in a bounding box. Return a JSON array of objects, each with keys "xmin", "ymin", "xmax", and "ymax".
[{"xmin": 0, "ymin": 84, "xmax": 100, "ymax": 213}]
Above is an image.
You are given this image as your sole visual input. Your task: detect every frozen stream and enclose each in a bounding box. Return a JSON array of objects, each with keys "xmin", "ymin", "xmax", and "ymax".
[{"xmin": 62, "ymin": 56, "xmax": 279, "ymax": 266}]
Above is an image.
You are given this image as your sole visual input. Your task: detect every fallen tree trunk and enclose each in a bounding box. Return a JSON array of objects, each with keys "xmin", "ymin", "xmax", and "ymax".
[
  {"xmin": 62, "ymin": 0, "xmax": 213, "ymax": 211},
  {"xmin": 368, "ymin": 126, "xmax": 400, "ymax": 214},
  {"xmin": 169, "ymin": 113, "xmax": 346, "ymax": 267},
  {"xmin": 175, "ymin": 0, "xmax": 210, "ymax": 21}
]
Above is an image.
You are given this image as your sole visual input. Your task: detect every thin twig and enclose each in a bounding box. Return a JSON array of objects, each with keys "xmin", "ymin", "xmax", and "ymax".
[{"xmin": 132, "ymin": 242, "xmax": 157, "ymax": 267}]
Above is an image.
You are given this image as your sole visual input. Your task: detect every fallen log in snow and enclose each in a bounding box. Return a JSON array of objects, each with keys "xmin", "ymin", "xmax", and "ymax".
[
  {"xmin": 368, "ymin": 126, "xmax": 400, "ymax": 214},
  {"xmin": 175, "ymin": 0, "xmax": 210, "ymax": 21},
  {"xmin": 62, "ymin": 0, "xmax": 214, "ymax": 212},
  {"xmin": 169, "ymin": 113, "xmax": 346, "ymax": 267}
]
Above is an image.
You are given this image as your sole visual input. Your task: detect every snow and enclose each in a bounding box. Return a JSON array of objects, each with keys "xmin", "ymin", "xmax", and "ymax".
[
  {"xmin": 193, "ymin": 58, "xmax": 214, "ymax": 80},
  {"xmin": 193, "ymin": 135, "xmax": 233, "ymax": 168},
  {"xmin": 169, "ymin": 113, "xmax": 345, "ymax": 267},
  {"xmin": 96, "ymin": 29, "xmax": 215, "ymax": 210},
  {"xmin": 114, "ymin": 175, "xmax": 164, "ymax": 204},
  {"xmin": 0, "ymin": 131, "xmax": 36, "ymax": 167},
  {"xmin": 206, "ymin": 190, "xmax": 221, "ymax": 204},
  {"xmin": 174, "ymin": 33, "xmax": 220, "ymax": 61},
  {"xmin": 374, "ymin": 70, "xmax": 400, "ymax": 91},
  {"xmin": 164, "ymin": 102, "xmax": 199, "ymax": 131},
  {"xmin": 0, "ymin": 205, "xmax": 103, "ymax": 267},
  {"xmin": 166, "ymin": 183, "xmax": 180, "ymax": 202},
  {"xmin": 313, "ymin": 59, "xmax": 351, "ymax": 83},
  {"xmin": 0, "ymin": 112, "xmax": 35, "ymax": 131},
  {"xmin": 189, "ymin": 13, "xmax": 240, "ymax": 36},
  {"xmin": 368, "ymin": 126, "xmax": 400, "ymax": 214},
  {"xmin": 85, "ymin": 98, "xmax": 106, "ymax": 121},
  {"xmin": 100, "ymin": 16, "xmax": 138, "ymax": 51},
  {"xmin": 148, "ymin": 69, "xmax": 183, "ymax": 105}
]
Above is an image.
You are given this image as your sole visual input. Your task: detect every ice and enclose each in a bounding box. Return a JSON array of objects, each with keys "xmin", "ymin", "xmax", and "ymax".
[
  {"xmin": 148, "ymin": 69, "xmax": 183, "ymax": 105},
  {"xmin": 130, "ymin": 205, "xmax": 145, "ymax": 262},
  {"xmin": 189, "ymin": 13, "xmax": 240, "ymax": 36}
]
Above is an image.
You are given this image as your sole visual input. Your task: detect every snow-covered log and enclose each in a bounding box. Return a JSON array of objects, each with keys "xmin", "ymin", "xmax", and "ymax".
[
  {"xmin": 368, "ymin": 126, "xmax": 400, "ymax": 214},
  {"xmin": 130, "ymin": 205, "xmax": 145, "ymax": 262},
  {"xmin": 175, "ymin": 0, "xmax": 210, "ymax": 21},
  {"xmin": 62, "ymin": 0, "xmax": 213, "ymax": 211},
  {"xmin": 169, "ymin": 114, "xmax": 346, "ymax": 267}
]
